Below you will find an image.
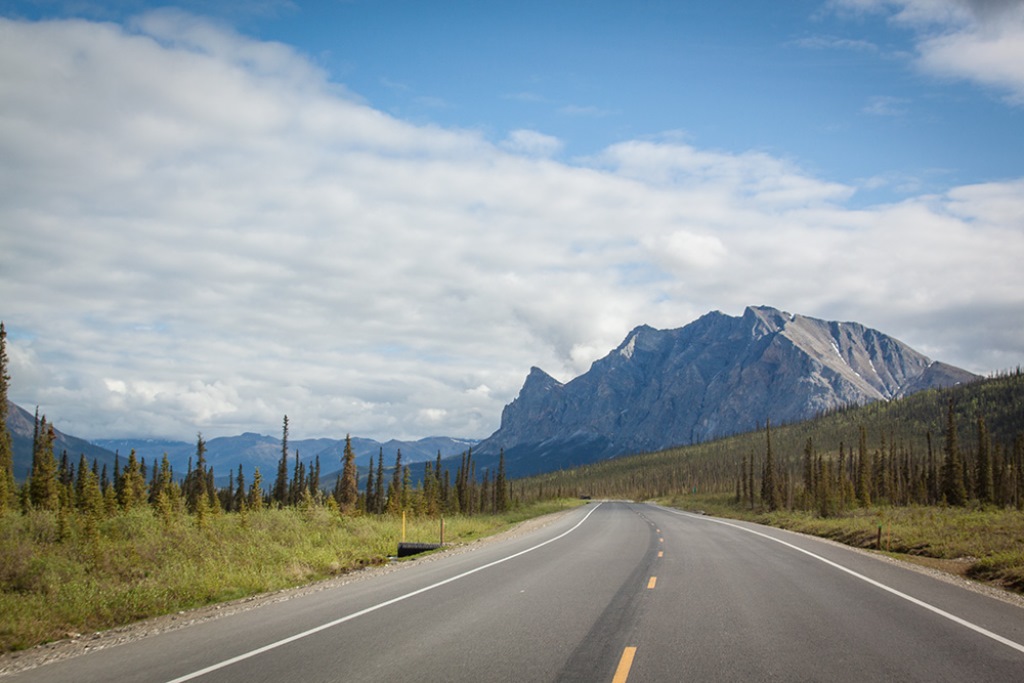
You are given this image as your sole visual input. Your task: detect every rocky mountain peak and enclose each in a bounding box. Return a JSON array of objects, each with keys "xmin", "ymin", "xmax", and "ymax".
[{"xmin": 474, "ymin": 307, "xmax": 979, "ymax": 475}]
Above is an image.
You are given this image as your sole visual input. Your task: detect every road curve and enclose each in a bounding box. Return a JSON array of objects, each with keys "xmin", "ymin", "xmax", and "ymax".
[{"xmin": 5, "ymin": 502, "xmax": 1023, "ymax": 682}]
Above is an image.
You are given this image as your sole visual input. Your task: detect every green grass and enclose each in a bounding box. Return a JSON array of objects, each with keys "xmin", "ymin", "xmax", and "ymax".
[
  {"xmin": 661, "ymin": 492, "xmax": 1024, "ymax": 593},
  {"xmin": 0, "ymin": 500, "xmax": 582, "ymax": 653}
]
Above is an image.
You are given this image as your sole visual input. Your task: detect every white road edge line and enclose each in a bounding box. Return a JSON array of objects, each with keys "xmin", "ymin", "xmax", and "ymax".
[
  {"xmin": 660, "ymin": 506, "xmax": 1024, "ymax": 656},
  {"xmin": 165, "ymin": 502, "xmax": 604, "ymax": 683}
]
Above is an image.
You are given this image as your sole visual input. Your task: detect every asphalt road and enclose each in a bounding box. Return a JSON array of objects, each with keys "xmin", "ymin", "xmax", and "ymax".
[{"xmin": 6, "ymin": 501, "xmax": 1024, "ymax": 682}]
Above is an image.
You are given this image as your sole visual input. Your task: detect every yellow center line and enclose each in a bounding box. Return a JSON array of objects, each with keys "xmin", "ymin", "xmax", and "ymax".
[
  {"xmin": 647, "ymin": 576, "xmax": 657, "ymax": 589},
  {"xmin": 658, "ymin": 550, "xmax": 664, "ymax": 558},
  {"xmin": 612, "ymin": 646, "xmax": 637, "ymax": 683}
]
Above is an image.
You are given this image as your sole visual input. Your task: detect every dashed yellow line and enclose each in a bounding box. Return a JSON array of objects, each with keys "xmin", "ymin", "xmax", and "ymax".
[
  {"xmin": 647, "ymin": 576, "xmax": 657, "ymax": 589},
  {"xmin": 658, "ymin": 550, "xmax": 664, "ymax": 558},
  {"xmin": 612, "ymin": 646, "xmax": 637, "ymax": 683}
]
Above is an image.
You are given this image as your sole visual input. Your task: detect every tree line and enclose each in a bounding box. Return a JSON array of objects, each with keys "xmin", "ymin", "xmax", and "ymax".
[
  {"xmin": 3, "ymin": 413, "xmax": 512, "ymax": 528},
  {"xmin": 515, "ymin": 369, "xmax": 1024, "ymax": 515}
]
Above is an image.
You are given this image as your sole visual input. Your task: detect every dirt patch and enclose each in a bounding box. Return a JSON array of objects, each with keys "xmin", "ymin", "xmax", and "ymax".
[{"xmin": 898, "ymin": 554, "xmax": 975, "ymax": 579}]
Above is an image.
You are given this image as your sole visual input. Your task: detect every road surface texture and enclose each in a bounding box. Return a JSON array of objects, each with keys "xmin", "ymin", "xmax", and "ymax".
[{"xmin": 4, "ymin": 501, "xmax": 1023, "ymax": 682}]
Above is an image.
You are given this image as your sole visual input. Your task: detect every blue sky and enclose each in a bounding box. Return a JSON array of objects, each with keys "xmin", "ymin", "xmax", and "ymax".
[{"xmin": 1, "ymin": 0, "xmax": 1023, "ymax": 440}]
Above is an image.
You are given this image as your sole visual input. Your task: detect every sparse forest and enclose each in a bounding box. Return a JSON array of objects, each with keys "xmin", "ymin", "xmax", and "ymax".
[{"xmin": 514, "ymin": 369, "xmax": 1024, "ymax": 514}]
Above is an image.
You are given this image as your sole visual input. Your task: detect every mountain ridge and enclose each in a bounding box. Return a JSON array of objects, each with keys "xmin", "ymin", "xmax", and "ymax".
[{"xmin": 470, "ymin": 305, "xmax": 979, "ymax": 476}]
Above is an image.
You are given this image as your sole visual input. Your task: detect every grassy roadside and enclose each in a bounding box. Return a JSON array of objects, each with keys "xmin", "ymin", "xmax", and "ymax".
[
  {"xmin": 659, "ymin": 493, "xmax": 1024, "ymax": 594},
  {"xmin": 0, "ymin": 499, "xmax": 583, "ymax": 653}
]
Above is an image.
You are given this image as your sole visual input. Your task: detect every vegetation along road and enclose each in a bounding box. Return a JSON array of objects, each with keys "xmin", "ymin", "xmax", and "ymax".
[{"xmin": 6, "ymin": 501, "xmax": 1024, "ymax": 682}]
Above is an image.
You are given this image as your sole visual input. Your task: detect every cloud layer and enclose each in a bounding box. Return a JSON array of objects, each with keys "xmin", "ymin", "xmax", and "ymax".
[{"xmin": 1, "ymin": 11, "xmax": 1022, "ymax": 440}]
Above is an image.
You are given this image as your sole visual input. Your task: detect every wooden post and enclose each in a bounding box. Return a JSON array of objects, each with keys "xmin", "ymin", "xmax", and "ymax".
[
  {"xmin": 440, "ymin": 517, "xmax": 445, "ymax": 545},
  {"xmin": 402, "ymin": 511, "xmax": 406, "ymax": 542},
  {"xmin": 877, "ymin": 525, "xmax": 883, "ymax": 550}
]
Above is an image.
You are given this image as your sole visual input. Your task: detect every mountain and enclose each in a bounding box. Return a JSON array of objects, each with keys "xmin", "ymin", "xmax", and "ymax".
[
  {"xmin": 471, "ymin": 306, "xmax": 980, "ymax": 477},
  {"xmin": 90, "ymin": 433, "xmax": 478, "ymax": 487},
  {"xmin": 5, "ymin": 400, "xmax": 119, "ymax": 480}
]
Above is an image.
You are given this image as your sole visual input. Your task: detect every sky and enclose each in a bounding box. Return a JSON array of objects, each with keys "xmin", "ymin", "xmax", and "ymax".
[{"xmin": 1, "ymin": 0, "xmax": 1023, "ymax": 442}]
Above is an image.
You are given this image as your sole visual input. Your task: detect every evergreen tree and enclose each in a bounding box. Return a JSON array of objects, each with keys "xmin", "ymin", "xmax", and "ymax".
[
  {"xmin": 761, "ymin": 420, "xmax": 780, "ymax": 510},
  {"xmin": 365, "ymin": 453, "xmax": 377, "ymax": 513},
  {"xmin": 338, "ymin": 435, "xmax": 359, "ymax": 513},
  {"xmin": 747, "ymin": 449, "xmax": 755, "ymax": 509},
  {"xmin": 495, "ymin": 449, "xmax": 509, "ymax": 513},
  {"xmin": 374, "ymin": 450, "xmax": 385, "ymax": 514},
  {"xmin": 28, "ymin": 415, "xmax": 59, "ymax": 511},
  {"xmin": 249, "ymin": 467, "xmax": 264, "ymax": 511},
  {"xmin": 401, "ymin": 464, "xmax": 412, "ymax": 511},
  {"xmin": 386, "ymin": 449, "xmax": 402, "ymax": 514},
  {"xmin": 234, "ymin": 464, "xmax": 247, "ymax": 512},
  {"xmin": 289, "ymin": 450, "xmax": 304, "ymax": 506},
  {"xmin": 856, "ymin": 426, "xmax": 871, "ymax": 507},
  {"xmin": 940, "ymin": 399, "xmax": 967, "ymax": 506},
  {"xmin": 0, "ymin": 322, "xmax": 15, "ymax": 514},
  {"xmin": 78, "ymin": 457, "xmax": 104, "ymax": 545},
  {"xmin": 975, "ymin": 416, "xmax": 993, "ymax": 504},
  {"xmin": 272, "ymin": 415, "xmax": 290, "ymax": 507},
  {"xmin": 187, "ymin": 433, "xmax": 210, "ymax": 525},
  {"xmin": 925, "ymin": 430, "xmax": 939, "ymax": 504},
  {"xmin": 310, "ymin": 455, "xmax": 321, "ymax": 500},
  {"xmin": 118, "ymin": 449, "xmax": 147, "ymax": 510},
  {"xmin": 801, "ymin": 438, "xmax": 815, "ymax": 508},
  {"xmin": 153, "ymin": 454, "xmax": 178, "ymax": 522},
  {"xmin": 422, "ymin": 460, "xmax": 437, "ymax": 515}
]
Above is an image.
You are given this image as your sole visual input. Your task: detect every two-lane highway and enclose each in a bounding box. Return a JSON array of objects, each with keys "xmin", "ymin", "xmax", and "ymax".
[{"xmin": 5, "ymin": 502, "xmax": 1023, "ymax": 682}]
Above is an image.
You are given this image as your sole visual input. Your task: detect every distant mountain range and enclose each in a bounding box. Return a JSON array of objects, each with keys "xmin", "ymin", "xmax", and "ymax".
[
  {"xmin": 89, "ymin": 434, "xmax": 477, "ymax": 485},
  {"xmin": 6, "ymin": 305, "xmax": 981, "ymax": 485},
  {"xmin": 468, "ymin": 306, "xmax": 979, "ymax": 477},
  {"xmin": 5, "ymin": 401, "xmax": 475, "ymax": 486}
]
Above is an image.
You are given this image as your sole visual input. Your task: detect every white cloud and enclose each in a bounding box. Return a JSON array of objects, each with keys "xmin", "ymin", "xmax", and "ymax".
[
  {"xmin": 830, "ymin": 0, "xmax": 1024, "ymax": 103},
  {"xmin": 0, "ymin": 13, "xmax": 1021, "ymax": 442},
  {"xmin": 501, "ymin": 129, "xmax": 564, "ymax": 157}
]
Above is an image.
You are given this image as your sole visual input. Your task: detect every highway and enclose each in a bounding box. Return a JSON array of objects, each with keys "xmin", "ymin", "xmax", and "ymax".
[{"xmin": 6, "ymin": 501, "xmax": 1024, "ymax": 682}]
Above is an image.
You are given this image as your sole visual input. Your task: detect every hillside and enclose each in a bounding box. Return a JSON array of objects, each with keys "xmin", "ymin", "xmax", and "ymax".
[
  {"xmin": 4, "ymin": 401, "xmax": 118, "ymax": 480},
  {"xmin": 515, "ymin": 369, "xmax": 1024, "ymax": 505}
]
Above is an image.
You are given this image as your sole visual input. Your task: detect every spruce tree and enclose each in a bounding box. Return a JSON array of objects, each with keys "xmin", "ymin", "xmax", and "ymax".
[
  {"xmin": 374, "ymin": 450, "xmax": 385, "ymax": 514},
  {"xmin": 801, "ymin": 438, "xmax": 815, "ymax": 509},
  {"xmin": 272, "ymin": 415, "xmax": 290, "ymax": 507},
  {"xmin": 495, "ymin": 449, "xmax": 509, "ymax": 513},
  {"xmin": 761, "ymin": 420, "xmax": 780, "ymax": 510},
  {"xmin": 249, "ymin": 467, "xmax": 264, "ymax": 511},
  {"xmin": 188, "ymin": 433, "xmax": 210, "ymax": 525},
  {"xmin": 975, "ymin": 416, "xmax": 993, "ymax": 503},
  {"xmin": 118, "ymin": 450, "xmax": 147, "ymax": 511},
  {"xmin": 234, "ymin": 464, "xmax": 247, "ymax": 512},
  {"xmin": 310, "ymin": 456, "xmax": 321, "ymax": 500},
  {"xmin": 29, "ymin": 415, "xmax": 59, "ymax": 511},
  {"xmin": 338, "ymin": 435, "xmax": 358, "ymax": 513},
  {"xmin": 940, "ymin": 399, "xmax": 967, "ymax": 506},
  {"xmin": 386, "ymin": 449, "xmax": 402, "ymax": 514},
  {"xmin": 0, "ymin": 322, "xmax": 15, "ymax": 514},
  {"xmin": 364, "ymin": 454, "xmax": 377, "ymax": 513},
  {"xmin": 856, "ymin": 426, "xmax": 871, "ymax": 507}
]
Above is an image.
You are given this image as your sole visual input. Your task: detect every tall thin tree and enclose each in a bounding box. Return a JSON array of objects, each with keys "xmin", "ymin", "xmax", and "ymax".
[{"xmin": 338, "ymin": 435, "xmax": 359, "ymax": 513}]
